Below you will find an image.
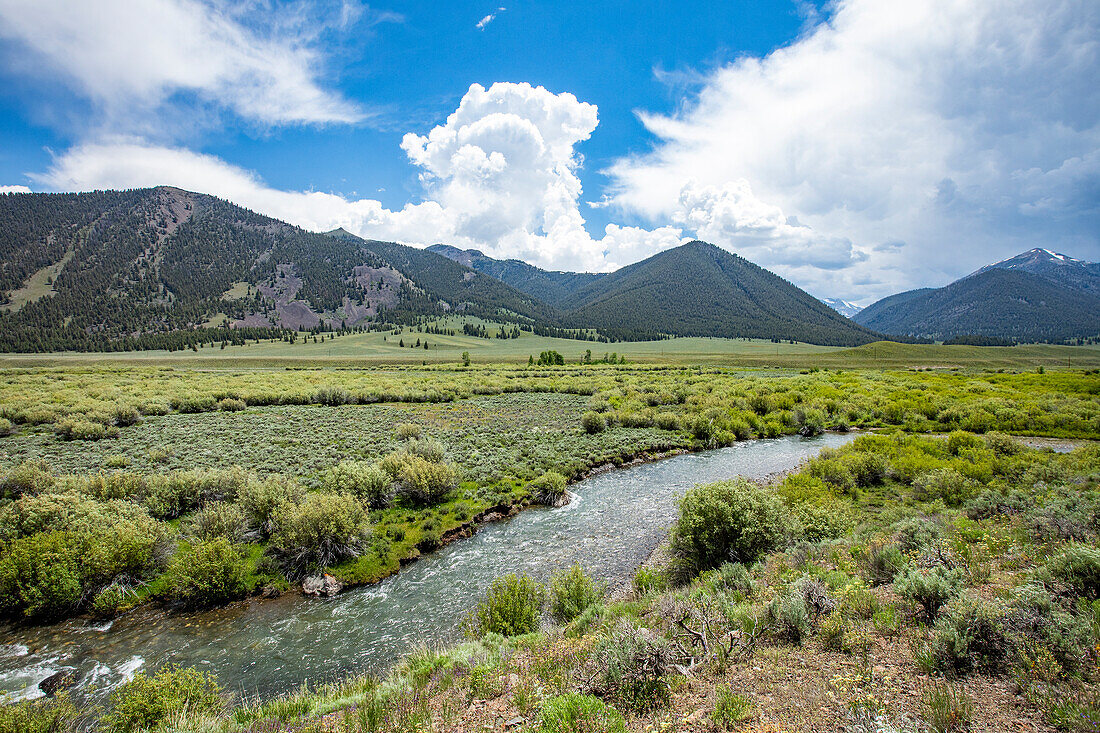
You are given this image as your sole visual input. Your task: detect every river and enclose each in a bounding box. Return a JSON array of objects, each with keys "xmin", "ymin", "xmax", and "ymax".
[{"xmin": 0, "ymin": 432, "xmax": 856, "ymax": 705}]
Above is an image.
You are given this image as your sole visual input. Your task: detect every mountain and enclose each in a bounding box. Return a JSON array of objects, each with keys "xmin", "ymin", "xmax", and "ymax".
[
  {"xmin": 556, "ymin": 241, "xmax": 882, "ymax": 345},
  {"xmin": 971, "ymin": 248, "xmax": 1100, "ymax": 296},
  {"xmin": 854, "ymin": 267, "xmax": 1100, "ymax": 342},
  {"xmin": 0, "ymin": 188, "xmax": 890, "ymax": 352},
  {"xmin": 426, "ymin": 244, "xmax": 605, "ymax": 307},
  {"xmin": 820, "ymin": 298, "xmax": 863, "ymax": 318},
  {"xmin": 0, "ymin": 187, "xmax": 555, "ymax": 352}
]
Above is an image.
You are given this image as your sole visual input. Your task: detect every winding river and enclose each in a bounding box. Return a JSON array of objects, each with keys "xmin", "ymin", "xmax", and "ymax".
[{"xmin": 0, "ymin": 433, "xmax": 855, "ymax": 705}]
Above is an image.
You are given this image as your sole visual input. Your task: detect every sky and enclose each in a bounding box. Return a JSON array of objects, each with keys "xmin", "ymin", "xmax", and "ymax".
[{"xmin": 0, "ymin": 0, "xmax": 1097, "ymax": 305}]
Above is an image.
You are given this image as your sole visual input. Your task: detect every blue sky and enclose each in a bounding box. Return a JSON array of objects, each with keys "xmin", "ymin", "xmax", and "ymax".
[{"xmin": 0, "ymin": 0, "xmax": 1097, "ymax": 303}]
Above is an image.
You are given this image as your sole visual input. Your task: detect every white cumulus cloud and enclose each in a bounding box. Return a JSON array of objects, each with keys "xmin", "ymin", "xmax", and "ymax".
[
  {"xmin": 33, "ymin": 83, "xmax": 684, "ymax": 272},
  {"xmin": 606, "ymin": 0, "xmax": 1100, "ymax": 300},
  {"xmin": 0, "ymin": 0, "xmax": 364, "ymax": 128},
  {"xmin": 0, "ymin": 185, "xmax": 32, "ymax": 194}
]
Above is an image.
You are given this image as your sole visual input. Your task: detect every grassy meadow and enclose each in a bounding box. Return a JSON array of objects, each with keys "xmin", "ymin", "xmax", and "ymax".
[{"xmin": 1, "ymin": 342, "xmax": 1099, "ymax": 732}]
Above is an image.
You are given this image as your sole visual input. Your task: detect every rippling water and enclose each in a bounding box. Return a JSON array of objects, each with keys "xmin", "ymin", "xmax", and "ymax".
[{"xmin": 0, "ymin": 433, "xmax": 855, "ymax": 704}]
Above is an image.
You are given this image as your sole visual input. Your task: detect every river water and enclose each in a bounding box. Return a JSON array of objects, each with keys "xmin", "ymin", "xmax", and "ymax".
[{"xmin": 0, "ymin": 433, "xmax": 855, "ymax": 705}]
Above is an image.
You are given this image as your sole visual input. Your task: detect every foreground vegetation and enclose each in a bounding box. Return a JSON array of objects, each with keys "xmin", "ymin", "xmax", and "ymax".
[
  {"xmin": 6, "ymin": 431, "xmax": 1097, "ymax": 732},
  {"xmin": 0, "ymin": 366, "xmax": 1097, "ymax": 625}
]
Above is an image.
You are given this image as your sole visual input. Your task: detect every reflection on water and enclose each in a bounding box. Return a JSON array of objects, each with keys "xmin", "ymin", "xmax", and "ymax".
[{"xmin": 0, "ymin": 433, "xmax": 855, "ymax": 704}]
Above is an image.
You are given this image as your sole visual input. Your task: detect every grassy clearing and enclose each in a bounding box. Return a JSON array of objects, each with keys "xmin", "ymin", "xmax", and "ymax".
[
  {"xmin": 0, "ymin": 318, "xmax": 1098, "ymax": 369},
  {"xmin": 0, "ymin": 246, "xmax": 73, "ymax": 314}
]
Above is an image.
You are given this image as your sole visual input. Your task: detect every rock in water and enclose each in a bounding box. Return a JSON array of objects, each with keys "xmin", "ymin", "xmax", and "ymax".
[
  {"xmin": 39, "ymin": 670, "xmax": 77, "ymax": 696},
  {"xmin": 302, "ymin": 573, "xmax": 343, "ymax": 597}
]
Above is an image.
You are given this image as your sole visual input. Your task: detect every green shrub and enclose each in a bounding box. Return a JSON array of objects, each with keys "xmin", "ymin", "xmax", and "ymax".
[
  {"xmin": 945, "ymin": 430, "xmax": 983, "ymax": 456},
  {"xmin": 593, "ymin": 621, "xmax": 673, "ymax": 712},
  {"xmin": 269, "ymin": 492, "xmax": 371, "ymax": 575},
  {"xmin": 765, "ymin": 589, "xmax": 811, "ymax": 644},
  {"xmin": 671, "ymin": 477, "xmax": 795, "ymax": 570},
  {"xmin": 913, "ymin": 468, "xmax": 977, "ymax": 506},
  {"xmin": 797, "ymin": 408, "xmax": 826, "ymax": 436},
  {"xmin": 54, "ymin": 417, "xmax": 110, "ymax": 441},
  {"xmin": 0, "ymin": 694, "xmax": 78, "ymax": 733},
  {"xmin": 536, "ymin": 693, "xmax": 625, "ymax": 733},
  {"xmin": 581, "ymin": 411, "xmax": 606, "ymax": 434},
  {"xmin": 313, "ymin": 386, "xmax": 351, "ymax": 406},
  {"xmin": 0, "ymin": 460, "xmax": 53, "ymax": 497},
  {"xmin": 216, "ymin": 397, "xmax": 246, "ymax": 412},
  {"xmin": 102, "ymin": 664, "xmax": 223, "ymax": 733},
  {"xmin": 844, "ymin": 451, "xmax": 889, "ymax": 487},
  {"xmin": 186, "ymin": 501, "xmax": 250, "ymax": 543},
  {"xmin": 927, "ymin": 594, "xmax": 1011, "ymax": 674},
  {"xmin": 163, "ymin": 538, "xmax": 249, "ymax": 609},
  {"xmin": 325, "ymin": 461, "xmax": 392, "ymax": 508},
  {"xmin": 0, "ymin": 500, "xmax": 162, "ymax": 620},
  {"xmin": 530, "ymin": 471, "xmax": 568, "ymax": 506},
  {"xmin": 238, "ymin": 476, "xmax": 304, "ymax": 533},
  {"xmin": 466, "ymin": 573, "xmax": 545, "ymax": 637},
  {"xmin": 112, "ymin": 405, "xmax": 141, "ymax": 426},
  {"xmin": 395, "ymin": 455, "xmax": 458, "ymax": 506},
  {"xmin": 549, "ymin": 564, "xmax": 604, "ymax": 623},
  {"xmin": 895, "ymin": 566, "xmax": 965, "ymax": 621},
  {"xmin": 171, "ymin": 395, "xmax": 217, "ymax": 413},
  {"xmin": 791, "ymin": 497, "xmax": 853, "ymax": 542},
  {"xmin": 865, "ymin": 543, "xmax": 907, "ymax": 586},
  {"xmin": 0, "ymin": 530, "xmax": 84, "ymax": 619},
  {"xmin": 91, "ymin": 581, "xmax": 131, "ymax": 618},
  {"xmin": 0, "ymin": 417, "xmax": 14, "ymax": 437},
  {"xmin": 983, "ymin": 431, "xmax": 1020, "ymax": 455},
  {"xmin": 1046, "ymin": 544, "xmax": 1100, "ymax": 599},
  {"xmin": 655, "ymin": 412, "xmax": 679, "ymax": 431},
  {"xmin": 712, "ymin": 685, "xmax": 753, "ymax": 729},
  {"xmin": 396, "ymin": 422, "xmax": 422, "ymax": 440}
]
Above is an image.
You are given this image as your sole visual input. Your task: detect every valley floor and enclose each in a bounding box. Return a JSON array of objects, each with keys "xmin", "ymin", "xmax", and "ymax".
[{"xmin": 0, "ymin": 361, "xmax": 1098, "ymax": 732}]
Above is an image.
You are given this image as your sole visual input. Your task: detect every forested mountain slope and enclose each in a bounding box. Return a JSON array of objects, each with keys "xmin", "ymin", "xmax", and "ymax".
[
  {"xmin": 426, "ymin": 244, "xmax": 605, "ymax": 307},
  {"xmin": 971, "ymin": 247, "xmax": 1100, "ymax": 296},
  {"xmin": 0, "ymin": 188, "xmax": 554, "ymax": 351},
  {"xmin": 558, "ymin": 241, "xmax": 883, "ymax": 345},
  {"xmin": 854, "ymin": 267, "xmax": 1100, "ymax": 342}
]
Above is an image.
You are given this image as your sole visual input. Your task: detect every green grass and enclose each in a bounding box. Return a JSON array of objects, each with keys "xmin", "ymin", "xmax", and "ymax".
[{"xmin": 0, "ymin": 245, "xmax": 73, "ymax": 313}]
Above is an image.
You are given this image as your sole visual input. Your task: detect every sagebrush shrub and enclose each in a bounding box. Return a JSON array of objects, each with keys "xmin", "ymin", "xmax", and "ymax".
[
  {"xmin": 927, "ymin": 593, "xmax": 1011, "ymax": 674},
  {"xmin": 593, "ymin": 620, "xmax": 673, "ymax": 712},
  {"xmin": 895, "ymin": 566, "xmax": 965, "ymax": 621},
  {"xmin": 1046, "ymin": 544, "xmax": 1100, "ymax": 599}
]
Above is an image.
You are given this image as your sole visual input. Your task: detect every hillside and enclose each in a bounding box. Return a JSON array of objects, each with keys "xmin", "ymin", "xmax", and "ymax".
[
  {"xmin": 426, "ymin": 243, "xmax": 605, "ymax": 307},
  {"xmin": 558, "ymin": 241, "xmax": 883, "ymax": 345},
  {"xmin": 0, "ymin": 188, "xmax": 556, "ymax": 352},
  {"xmin": 854, "ymin": 267, "xmax": 1100, "ymax": 342},
  {"xmin": 0, "ymin": 189, "xmax": 895, "ymax": 352}
]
